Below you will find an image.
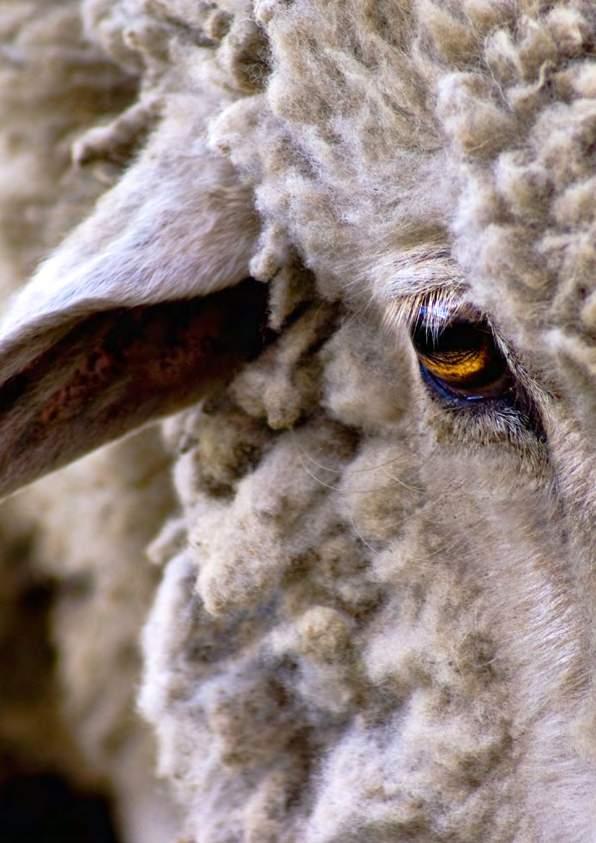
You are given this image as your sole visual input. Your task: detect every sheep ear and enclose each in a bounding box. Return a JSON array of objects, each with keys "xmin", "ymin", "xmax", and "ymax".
[{"xmin": 0, "ymin": 122, "xmax": 267, "ymax": 499}]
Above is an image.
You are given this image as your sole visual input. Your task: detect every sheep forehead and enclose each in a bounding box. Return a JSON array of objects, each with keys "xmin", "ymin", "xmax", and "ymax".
[{"xmin": 213, "ymin": 1, "xmax": 594, "ymax": 333}]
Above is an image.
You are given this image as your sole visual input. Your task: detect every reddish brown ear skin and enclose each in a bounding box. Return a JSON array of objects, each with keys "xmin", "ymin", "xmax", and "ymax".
[{"xmin": 0, "ymin": 279, "xmax": 271, "ymax": 499}]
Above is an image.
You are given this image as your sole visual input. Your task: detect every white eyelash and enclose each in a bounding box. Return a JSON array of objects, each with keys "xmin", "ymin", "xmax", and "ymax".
[{"xmin": 382, "ymin": 286, "xmax": 465, "ymax": 342}]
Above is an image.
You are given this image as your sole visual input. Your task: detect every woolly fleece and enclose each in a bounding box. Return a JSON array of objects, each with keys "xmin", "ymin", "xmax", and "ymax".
[
  {"xmin": 1, "ymin": 1, "xmax": 595, "ymax": 842},
  {"xmin": 134, "ymin": 1, "xmax": 595, "ymax": 840}
]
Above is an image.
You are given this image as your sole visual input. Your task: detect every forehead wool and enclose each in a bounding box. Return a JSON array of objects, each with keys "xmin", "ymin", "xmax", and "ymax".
[{"xmin": 215, "ymin": 0, "xmax": 455, "ymax": 307}]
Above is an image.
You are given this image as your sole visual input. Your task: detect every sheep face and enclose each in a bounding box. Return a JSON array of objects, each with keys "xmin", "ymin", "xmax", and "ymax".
[{"xmin": 0, "ymin": 1, "xmax": 595, "ymax": 841}]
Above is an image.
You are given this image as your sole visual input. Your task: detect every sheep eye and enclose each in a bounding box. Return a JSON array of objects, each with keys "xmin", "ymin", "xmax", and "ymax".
[{"xmin": 411, "ymin": 306, "xmax": 514, "ymax": 402}]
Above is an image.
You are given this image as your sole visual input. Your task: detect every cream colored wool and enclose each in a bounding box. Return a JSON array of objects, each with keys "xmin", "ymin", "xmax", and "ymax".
[
  {"xmin": 0, "ymin": 1, "xmax": 595, "ymax": 842},
  {"xmin": 0, "ymin": 433, "xmax": 181, "ymax": 843},
  {"xmin": 0, "ymin": 0, "xmax": 136, "ymax": 291},
  {"xmin": 16, "ymin": 433, "xmax": 182, "ymax": 843}
]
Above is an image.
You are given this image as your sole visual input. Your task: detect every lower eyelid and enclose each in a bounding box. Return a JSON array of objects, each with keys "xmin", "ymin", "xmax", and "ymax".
[
  {"xmin": 420, "ymin": 364, "xmax": 547, "ymax": 442},
  {"xmin": 419, "ymin": 365, "xmax": 488, "ymax": 403}
]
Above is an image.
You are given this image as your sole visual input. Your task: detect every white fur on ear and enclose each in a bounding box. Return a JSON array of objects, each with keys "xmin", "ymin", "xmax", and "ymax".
[
  {"xmin": 0, "ymin": 96, "xmax": 260, "ymax": 382},
  {"xmin": 0, "ymin": 97, "xmax": 265, "ymax": 498}
]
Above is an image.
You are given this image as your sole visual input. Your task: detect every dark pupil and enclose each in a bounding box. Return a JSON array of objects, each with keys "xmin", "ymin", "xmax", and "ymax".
[{"xmin": 411, "ymin": 316, "xmax": 491, "ymax": 356}]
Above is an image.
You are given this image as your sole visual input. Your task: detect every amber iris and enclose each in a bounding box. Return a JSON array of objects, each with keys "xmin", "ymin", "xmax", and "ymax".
[{"xmin": 411, "ymin": 308, "xmax": 512, "ymax": 399}]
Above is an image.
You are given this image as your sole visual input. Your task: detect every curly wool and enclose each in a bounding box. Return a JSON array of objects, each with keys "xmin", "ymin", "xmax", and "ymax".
[
  {"xmin": 134, "ymin": 2, "xmax": 596, "ymax": 841},
  {"xmin": 1, "ymin": 2, "xmax": 594, "ymax": 842}
]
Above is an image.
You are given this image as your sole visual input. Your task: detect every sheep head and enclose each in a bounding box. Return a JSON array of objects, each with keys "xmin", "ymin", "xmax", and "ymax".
[{"xmin": 0, "ymin": 1, "xmax": 595, "ymax": 842}]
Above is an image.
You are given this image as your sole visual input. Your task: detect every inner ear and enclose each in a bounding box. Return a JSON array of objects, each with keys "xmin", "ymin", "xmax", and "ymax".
[{"xmin": 0, "ymin": 279, "xmax": 270, "ymax": 500}]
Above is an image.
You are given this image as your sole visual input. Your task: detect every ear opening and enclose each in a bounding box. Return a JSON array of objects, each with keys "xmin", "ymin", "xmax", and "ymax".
[{"xmin": 0, "ymin": 280, "xmax": 270, "ymax": 500}]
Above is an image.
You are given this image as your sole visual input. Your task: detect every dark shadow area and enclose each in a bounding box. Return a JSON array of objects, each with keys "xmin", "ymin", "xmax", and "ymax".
[
  {"xmin": 0, "ymin": 771, "xmax": 121, "ymax": 843},
  {"xmin": 0, "ymin": 521, "xmax": 123, "ymax": 843}
]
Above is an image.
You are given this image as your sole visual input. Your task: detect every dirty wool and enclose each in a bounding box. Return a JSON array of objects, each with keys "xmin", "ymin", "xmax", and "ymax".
[{"xmin": 0, "ymin": 1, "xmax": 595, "ymax": 842}]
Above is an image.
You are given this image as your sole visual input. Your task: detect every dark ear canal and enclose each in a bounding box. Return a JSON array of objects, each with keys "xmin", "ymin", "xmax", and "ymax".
[{"xmin": 0, "ymin": 279, "xmax": 270, "ymax": 499}]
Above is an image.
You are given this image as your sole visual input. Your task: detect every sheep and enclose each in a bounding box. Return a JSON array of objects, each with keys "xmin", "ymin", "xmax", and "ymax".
[{"xmin": 0, "ymin": 1, "xmax": 595, "ymax": 842}]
